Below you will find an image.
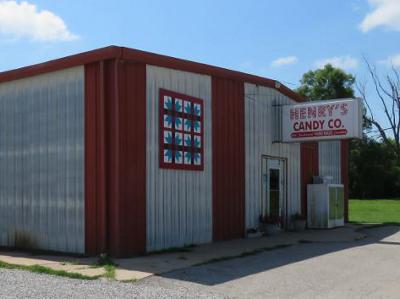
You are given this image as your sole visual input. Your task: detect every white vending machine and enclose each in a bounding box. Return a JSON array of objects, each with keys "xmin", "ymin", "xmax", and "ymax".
[{"xmin": 307, "ymin": 183, "xmax": 345, "ymax": 229}]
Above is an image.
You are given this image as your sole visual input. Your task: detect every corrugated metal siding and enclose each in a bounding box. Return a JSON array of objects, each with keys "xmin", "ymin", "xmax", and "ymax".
[
  {"xmin": 245, "ymin": 83, "xmax": 301, "ymax": 230},
  {"xmin": 318, "ymin": 141, "xmax": 341, "ymax": 184},
  {"xmin": 0, "ymin": 67, "xmax": 85, "ymax": 253},
  {"xmin": 146, "ymin": 65, "xmax": 212, "ymax": 252},
  {"xmin": 212, "ymin": 77, "xmax": 245, "ymax": 241}
]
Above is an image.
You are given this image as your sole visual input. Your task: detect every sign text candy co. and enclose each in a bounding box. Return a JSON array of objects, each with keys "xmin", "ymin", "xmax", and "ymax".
[{"xmin": 281, "ymin": 98, "xmax": 363, "ymax": 142}]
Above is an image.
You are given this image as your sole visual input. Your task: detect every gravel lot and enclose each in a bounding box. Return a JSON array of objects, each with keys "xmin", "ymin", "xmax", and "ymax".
[
  {"xmin": 0, "ymin": 225, "xmax": 399, "ymax": 299},
  {"xmin": 0, "ymin": 269, "xmax": 227, "ymax": 299}
]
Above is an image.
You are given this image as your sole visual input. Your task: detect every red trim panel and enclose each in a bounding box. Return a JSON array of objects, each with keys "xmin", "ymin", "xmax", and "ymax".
[
  {"xmin": 212, "ymin": 77, "xmax": 245, "ymax": 241},
  {"xmin": 118, "ymin": 61, "xmax": 147, "ymax": 255},
  {"xmin": 85, "ymin": 59, "xmax": 146, "ymax": 257},
  {"xmin": 105, "ymin": 59, "xmax": 121, "ymax": 256},
  {"xmin": 85, "ymin": 62, "xmax": 107, "ymax": 255},
  {"xmin": 107, "ymin": 60, "xmax": 147, "ymax": 257},
  {"xmin": 300, "ymin": 142, "xmax": 319, "ymax": 217},
  {"xmin": 341, "ymin": 140, "xmax": 349, "ymax": 222}
]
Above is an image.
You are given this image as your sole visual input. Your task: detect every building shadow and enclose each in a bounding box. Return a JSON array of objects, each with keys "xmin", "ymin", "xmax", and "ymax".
[{"xmin": 156, "ymin": 225, "xmax": 400, "ymax": 286}]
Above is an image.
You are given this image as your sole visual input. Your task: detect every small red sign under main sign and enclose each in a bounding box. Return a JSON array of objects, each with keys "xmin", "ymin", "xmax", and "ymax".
[{"xmin": 291, "ymin": 129, "xmax": 348, "ymax": 138}]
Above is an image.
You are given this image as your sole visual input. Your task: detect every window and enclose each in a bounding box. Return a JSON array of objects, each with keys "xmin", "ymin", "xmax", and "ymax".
[{"xmin": 159, "ymin": 89, "xmax": 204, "ymax": 170}]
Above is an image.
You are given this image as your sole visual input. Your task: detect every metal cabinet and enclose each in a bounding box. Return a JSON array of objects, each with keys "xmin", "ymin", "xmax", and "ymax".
[{"xmin": 307, "ymin": 184, "xmax": 344, "ymax": 229}]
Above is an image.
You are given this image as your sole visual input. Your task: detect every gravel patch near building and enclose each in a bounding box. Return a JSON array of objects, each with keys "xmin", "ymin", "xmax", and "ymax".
[{"xmin": 0, "ymin": 268, "xmax": 227, "ymax": 299}]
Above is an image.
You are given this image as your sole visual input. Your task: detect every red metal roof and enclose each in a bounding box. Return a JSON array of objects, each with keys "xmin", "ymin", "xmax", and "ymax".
[{"xmin": 0, "ymin": 45, "xmax": 303, "ymax": 102}]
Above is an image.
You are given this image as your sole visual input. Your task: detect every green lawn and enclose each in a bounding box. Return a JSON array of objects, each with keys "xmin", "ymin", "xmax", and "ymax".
[{"xmin": 349, "ymin": 199, "xmax": 400, "ymax": 224}]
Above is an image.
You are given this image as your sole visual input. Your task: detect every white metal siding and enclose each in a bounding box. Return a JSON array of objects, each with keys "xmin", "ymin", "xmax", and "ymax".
[
  {"xmin": 146, "ymin": 65, "xmax": 212, "ymax": 252},
  {"xmin": 0, "ymin": 67, "xmax": 85, "ymax": 253},
  {"xmin": 245, "ymin": 83, "xmax": 301, "ymax": 230},
  {"xmin": 318, "ymin": 141, "xmax": 341, "ymax": 184}
]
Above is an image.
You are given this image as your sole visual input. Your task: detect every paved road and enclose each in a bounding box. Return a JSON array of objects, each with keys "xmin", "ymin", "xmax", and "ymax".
[
  {"xmin": 147, "ymin": 225, "xmax": 400, "ymax": 299},
  {"xmin": 0, "ymin": 226, "xmax": 399, "ymax": 299}
]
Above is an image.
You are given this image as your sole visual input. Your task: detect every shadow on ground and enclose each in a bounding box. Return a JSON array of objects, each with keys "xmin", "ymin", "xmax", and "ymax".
[{"xmin": 157, "ymin": 225, "xmax": 400, "ymax": 286}]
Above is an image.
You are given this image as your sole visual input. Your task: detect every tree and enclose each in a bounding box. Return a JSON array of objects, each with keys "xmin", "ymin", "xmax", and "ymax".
[
  {"xmin": 297, "ymin": 64, "xmax": 355, "ymax": 101},
  {"xmin": 296, "ymin": 63, "xmax": 399, "ymax": 198},
  {"xmin": 357, "ymin": 60, "xmax": 400, "ymax": 160},
  {"xmin": 350, "ymin": 138, "xmax": 400, "ymax": 198}
]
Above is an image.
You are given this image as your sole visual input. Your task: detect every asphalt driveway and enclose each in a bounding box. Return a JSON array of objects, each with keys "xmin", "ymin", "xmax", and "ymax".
[
  {"xmin": 146, "ymin": 225, "xmax": 400, "ymax": 299},
  {"xmin": 0, "ymin": 225, "xmax": 399, "ymax": 299}
]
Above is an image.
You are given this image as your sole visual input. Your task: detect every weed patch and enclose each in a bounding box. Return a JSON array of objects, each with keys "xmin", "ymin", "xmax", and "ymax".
[{"xmin": 0, "ymin": 261, "xmax": 98, "ymax": 280}]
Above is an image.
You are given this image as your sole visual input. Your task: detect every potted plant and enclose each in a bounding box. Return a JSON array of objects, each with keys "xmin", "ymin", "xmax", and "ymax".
[
  {"xmin": 291, "ymin": 213, "xmax": 306, "ymax": 231},
  {"xmin": 260, "ymin": 215, "xmax": 283, "ymax": 235}
]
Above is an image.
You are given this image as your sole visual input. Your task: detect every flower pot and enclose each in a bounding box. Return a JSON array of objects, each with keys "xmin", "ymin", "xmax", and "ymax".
[
  {"xmin": 294, "ymin": 219, "xmax": 306, "ymax": 232},
  {"xmin": 265, "ymin": 223, "xmax": 281, "ymax": 235}
]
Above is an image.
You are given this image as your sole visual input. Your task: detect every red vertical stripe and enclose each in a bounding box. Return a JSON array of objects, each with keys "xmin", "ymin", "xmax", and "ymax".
[
  {"xmin": 107, "ymin": 60, "xmax": 147, "ymax": 257},
  {"xmin": 212, "ymin": 77, "xmax": 245, "ymax": 241},
  {"xmin": 300, "ymin": 142, "xmax": 319, "ymax": 217},
  {"xmin": 85, "ymin": 60, "xmax": 146, "ymax": 257},
  {"xmin": 118, "ymin": 61, "xmax": 147, "ymax": 255},
  {"xmin": 106, "ymin": 59, "xmax": 121, "ymax": 255},
  {"xmin": 85, "ymin": 62, "xmax": 107, "ymax": 255},
  {"xmin": 341, "ymin": 140, "xmax": 349, "ymax": 222}
]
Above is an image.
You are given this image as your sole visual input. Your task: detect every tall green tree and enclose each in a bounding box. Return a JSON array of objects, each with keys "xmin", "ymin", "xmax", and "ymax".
[
  {"xmin": 296, "ymin": 63, "xmax": 399, "ymax": 198},
  {"xmin": 296, "ymin": 64, "xmax": 355, "ymax": 100}
]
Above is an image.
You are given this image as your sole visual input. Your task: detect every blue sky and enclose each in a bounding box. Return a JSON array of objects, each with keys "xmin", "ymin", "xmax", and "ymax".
[{"xmin": 0, "ymin": 1, "xmax": 399, "ymax": 100}]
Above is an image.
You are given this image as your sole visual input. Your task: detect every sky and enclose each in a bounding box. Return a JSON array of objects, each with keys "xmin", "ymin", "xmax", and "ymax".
[{"xmin": 0, "ymin": 0, "xmax": 399, "ymax": 130}]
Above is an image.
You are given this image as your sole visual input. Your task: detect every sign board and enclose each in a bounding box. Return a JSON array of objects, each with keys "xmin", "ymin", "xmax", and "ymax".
[{"xmin": 282, "ymin": 98, "xmax": 363, "ymax": 142}]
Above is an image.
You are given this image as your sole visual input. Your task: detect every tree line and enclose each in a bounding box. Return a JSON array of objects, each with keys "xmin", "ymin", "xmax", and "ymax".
[{"xmin": 297, "ymin": 64, "xmax": 400, "ymax": 199}]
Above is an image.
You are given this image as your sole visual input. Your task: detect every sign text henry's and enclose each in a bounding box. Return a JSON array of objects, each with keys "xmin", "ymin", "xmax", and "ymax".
[{"xmin": 281, "ymin": 98, "xmax": 363, "ymax": 142}]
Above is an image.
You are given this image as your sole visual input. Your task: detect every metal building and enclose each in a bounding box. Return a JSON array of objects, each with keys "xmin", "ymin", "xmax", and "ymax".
[{"xmin": 0, "ymin": 46, "xmax": 349, "ymax": 257}]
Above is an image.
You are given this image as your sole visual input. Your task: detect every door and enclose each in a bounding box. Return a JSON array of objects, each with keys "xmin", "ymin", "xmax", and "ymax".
[{"xmin": 262, "ymin": 158, "xmax": 286, "ymax": 226}]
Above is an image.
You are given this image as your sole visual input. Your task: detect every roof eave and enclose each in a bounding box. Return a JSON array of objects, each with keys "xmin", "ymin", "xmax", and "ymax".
[{"xmin": 0, "ymin": 45, "xmax": 303, "ymax": 102}]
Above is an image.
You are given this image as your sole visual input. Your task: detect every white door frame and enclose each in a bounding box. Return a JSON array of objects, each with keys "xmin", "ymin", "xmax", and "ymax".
[{"xmin": 261, "ymin": 156, "xmax": 287, "ymax": 226}]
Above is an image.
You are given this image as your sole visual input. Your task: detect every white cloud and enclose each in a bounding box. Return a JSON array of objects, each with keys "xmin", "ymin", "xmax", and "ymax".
[
  {"xmin": 378, "ymin": 54, "xmax": 400, "ymax": 66},
  {"xmin": 359, "ymin": 0, "xmax": 400, "ymax": 32},
  {"xmin": 271, "ymin": 56, "xmax": 298, "ymax": 67},
  {"xmin": 314, "ymin": 56, "xmax": 359, "ymax": 70},
  {"xmin": 0, "ymin": 1, "xmax": 78, "ymax": 42}
]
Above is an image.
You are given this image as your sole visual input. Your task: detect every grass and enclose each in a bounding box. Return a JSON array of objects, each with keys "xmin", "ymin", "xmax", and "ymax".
[
  {"xmin": 0, "ymin": 260, "xmax": 99, "ymax": 280},
  {"xmin": 91, "ymin": 254, "xmax": 117, "ymax": 280},
  {"xmin": 121, "ymin": 278, "xmax": 138, "ymax": 284},
  {"xmin": 103, "ymin": 264, "xmax": 116, "ymax": 279},
  {"xmin": 0, "ymin": 253, "xmax": 119, "ymax": 281},
  {"xmin": 349, "ymin": 199, "xmax": 400, "ymax": 225}
]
